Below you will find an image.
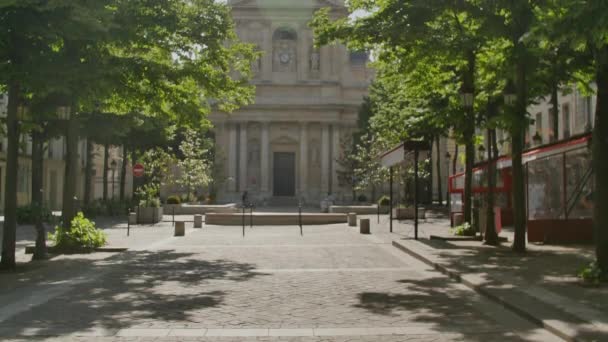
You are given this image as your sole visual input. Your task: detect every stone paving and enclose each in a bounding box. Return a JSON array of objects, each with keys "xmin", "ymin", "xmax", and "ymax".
[{"xmin": 0, "ymin": 216, "xmax": 561, "ymax": 341}]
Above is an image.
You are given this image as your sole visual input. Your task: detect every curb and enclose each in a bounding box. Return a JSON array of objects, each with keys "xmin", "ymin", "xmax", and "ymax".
[{"xmin": 392, "ymin": 240, "xmax": 594, "ymax": 342}]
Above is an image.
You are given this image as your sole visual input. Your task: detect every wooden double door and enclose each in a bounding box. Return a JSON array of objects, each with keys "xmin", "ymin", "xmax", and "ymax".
[{"xmin": 273, "ymin": 152, "xmax": 295, "ymax": 197}]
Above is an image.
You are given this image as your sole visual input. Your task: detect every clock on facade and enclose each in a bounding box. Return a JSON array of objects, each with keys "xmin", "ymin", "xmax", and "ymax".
[{"xmin": 280, "ymin": 52, "xmax": 291, "ymax": 64}]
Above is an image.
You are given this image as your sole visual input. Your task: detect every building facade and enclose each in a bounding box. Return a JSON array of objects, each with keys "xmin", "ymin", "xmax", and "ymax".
[
  {"xmin": 0, "ymin": 95, "xmax": 132, "ymax": 212},
  {"xmin": 211, "ymin": 0, "xmax": 373, "ymax": 204}
]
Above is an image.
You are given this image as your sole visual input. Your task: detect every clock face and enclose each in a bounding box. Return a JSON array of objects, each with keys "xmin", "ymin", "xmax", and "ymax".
[{"xmin": 280, "ymin": 52, "xmax": 290, "ymax": 64}]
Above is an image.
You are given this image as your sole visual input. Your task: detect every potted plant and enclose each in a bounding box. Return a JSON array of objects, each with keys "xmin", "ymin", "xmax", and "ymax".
[
  {"xmin": 392, "ymin": 204, "xmax": 426, "ymax": 220},
  {"xmin": 135, "ymin": 184, "xmax": 163, "ymax": 224},
  {"xmin": 377, "ymin": 196, "xmax": 391, "ymax": 214}
]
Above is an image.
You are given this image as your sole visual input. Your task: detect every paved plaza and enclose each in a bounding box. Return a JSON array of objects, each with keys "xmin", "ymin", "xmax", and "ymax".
[{"xmin": 0, "ymin": 217, "xmax": 561, "ymax": 341}]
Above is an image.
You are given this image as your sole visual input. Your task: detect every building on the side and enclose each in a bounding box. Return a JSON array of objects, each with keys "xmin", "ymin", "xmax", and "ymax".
[
  {"xmin": 0, "ymin": 95, "xmax": 132, "ymax": 212},
  {"xmin": 210, "ymin": 0, "xmax": 373, "ymax": 205},
  {"xmin": 447, "ymin": 86, "xmax": 596, "ymax": 242}
]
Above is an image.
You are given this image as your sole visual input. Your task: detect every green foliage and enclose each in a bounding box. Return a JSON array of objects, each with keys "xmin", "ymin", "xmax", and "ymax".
[
  {"xmin": 451, "ymin": 223, "xmax": 475, "ymax": 237},
  {"xmin": 578, "ymin": 262, "xmax": 607, "ymax": 285},
  {"xmin": 48, "ymin": 212, "xmax": 107, "ymax": 252},
  {"xmin": 16, "ymin": 205, "xmax": 55, "ymax": 225},
  {"xmin": 166, "ymin": 196, "xmax": 181, "ymax": 205},
  {"xmin": 175, "ymin": 128, "xmax": 213, "ymax": 195},
  {"xmin": 135, "ymin": 183, "xmax": 161, "ymax": 208},
  {"xmin": 357, "ymin": 194, "xmax": 368, "ymax": 203},
  {"xmin": 378, "ymin": 196, "xmax": 391, "ymax": 206}
]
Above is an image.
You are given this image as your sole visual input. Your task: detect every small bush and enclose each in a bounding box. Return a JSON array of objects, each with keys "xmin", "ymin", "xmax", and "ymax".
[
  {"xmin": 378, "ymin": 196, "xmax": 390, "ymax": 206},
  {"xmin": 578, "ymin": 262, "xmax": 607, "ymax": 285},
  {"xmin": 166, "ymin": 195, "xmax": 181, "ymax": 205},
  {"xmin": 357, "ymin": 194, "xmax": 368, "ymax": 203},
  {"xmin": 451, "ymin": 223, "xmax": 475, "ymax": 236},
  {"xmin": 16, "ymin": 205, "xmax": 55, "ymax": 225},
  {"xmin": 48, "ymin": 212, "xmax": 107, "ymax": 252}
]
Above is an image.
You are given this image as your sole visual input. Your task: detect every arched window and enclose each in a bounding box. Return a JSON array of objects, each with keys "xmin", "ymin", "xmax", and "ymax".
[
  {"xmin": 273, "ymin": 27, "xmax": 298, "ymax": 72},
  {"xmin": 350, "ymin": 51, "xmax": 368, "ymax": 66}
]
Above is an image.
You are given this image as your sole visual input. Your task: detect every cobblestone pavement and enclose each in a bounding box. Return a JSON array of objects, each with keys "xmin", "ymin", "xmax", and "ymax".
[{"xmin": 0, "ymin": 219, "xmax": 561, "ymax": 341}]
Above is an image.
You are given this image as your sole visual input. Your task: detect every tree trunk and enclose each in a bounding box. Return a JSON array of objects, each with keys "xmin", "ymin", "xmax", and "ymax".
[
  {"xmin": 594, "ymin": 60, "xmax": 608, "ymax": 275},
  {"xmin": 436, "ymin": 135, "xmax": 443, "ymax": 205},
  {"xmin": 102, "ymin": 143, "xmax": 109, "ymax": 201},
  {"xmin": 61, "ymin": 116, "xmax": 79, "ymax": 230},
  {"xmin": 83, "ymin": 139, "xmax": 94, "ymax": 205},
  {"xmin": 464, "ymin": 130, "xmax": 475, "ymax": 224},
  {"xmin": 512, "ymin": 59, "xmax": 528, "ymax": 253},
  {"xmin": 551, "ymin": 84, "xmax": 559, "ymax": 142},
  {"xmin": 452, "ymin": 144, "xmax": 459, "ymax": 175},
  {"xmin": 463, "ymin": 51, "xmax": 476, "ymax": 225},
  {"xmin": 0, "ymin": 81, "xmax": 21, "ymax": 270},
  {"xmin": 485, "ymin": 127, "xmax": 499, "ymax": 245},
  {"xmin": 31, "ymin": 129, "xmax": 47, "ymax": 260},
  {"xmin": 120, "ymin": 145, "xmax": 128, "ymax": 200}
]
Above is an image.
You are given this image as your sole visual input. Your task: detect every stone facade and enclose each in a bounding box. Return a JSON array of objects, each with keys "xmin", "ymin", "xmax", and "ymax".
[{"xmin": 211, "ymin": 0, "xmax": 373, "ymax": 205}]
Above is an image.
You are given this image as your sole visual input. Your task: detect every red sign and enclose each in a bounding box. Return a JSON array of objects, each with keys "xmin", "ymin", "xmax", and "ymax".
[{"xmin": 133, "ymin": 163, "xmax": 145, "ymax": 178}]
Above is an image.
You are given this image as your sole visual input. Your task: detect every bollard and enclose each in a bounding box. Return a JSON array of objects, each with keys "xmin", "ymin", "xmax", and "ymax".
[
  {"xmin": 360, "ymin": 218, "xmax": 370, "ymax": 234},
  {"xmin": 174, "ymin": 221, "xmax": 186, "ymax": 236},
  {"xmin": 128, "ymin": 212, "xmax": 137, "ymax": 225},
  {"xmin": 250, "ymin": 205, "xmax": 253, "ymax": 228},
  {"xmin": 194, "ymin": 214, "xmax": 203, "ymax": 228},
  {"xmin": 348, "ymin": 213, "xmax": 357, "ymax": 227}
]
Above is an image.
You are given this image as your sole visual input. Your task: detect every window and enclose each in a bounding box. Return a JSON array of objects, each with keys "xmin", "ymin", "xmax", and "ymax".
[
  {"xmin": 18, "ymin": 165, "xmax": 29, "ymax": 193},
  {"xmin": 535, "ymin": 112, "xmax": 543, "ymax": 144},
  {"xmin": 575, "ymin": 92, "xmax": 593, "ymax": 133},
  {"xmin": 349, "ymin": 51, "xmax": 368, "ymax": 66},
  {"xmin": 562, "ymin": 103, "xmax": 571, "ymax": 138},
  {"xmin": 547, "ymin": 109, "xmax": 556, "ymax": 142},
  {"xmin": 272, "ymin": 27, "xmax": 297, "ymax": 72}
]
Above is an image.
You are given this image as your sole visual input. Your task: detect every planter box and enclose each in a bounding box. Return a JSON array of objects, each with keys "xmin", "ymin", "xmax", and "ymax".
[
  {"xmin": 392, "ymin": 207, "xmax": 426, "ymax": 220},
  {"xmin": 136, "ymin": 206, "xmax": 163, "ymax": 224}
]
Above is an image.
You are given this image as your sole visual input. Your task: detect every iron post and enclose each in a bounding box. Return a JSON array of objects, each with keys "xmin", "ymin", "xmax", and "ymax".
[
  {"xmin": 389, "ymin": 167, "xmax": 394, "ymax": 233},
  {"xmin": 414, "ymin": 148, "xmax": 419, "ymax": 240}
]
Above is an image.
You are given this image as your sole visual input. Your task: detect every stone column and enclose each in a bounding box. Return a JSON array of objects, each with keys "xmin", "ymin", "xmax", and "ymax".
[
  {"xmin": 332, "ymin": 124, "xmax": 341, "ymax": 194},
  {"xmin": 299, "ymin": 122, "xmax": 308, "ymax": 197},
  {"xmin": 228, "ymin": 123, "xmax": 238, "ymax": 192},
  {"xmin": 239, "ymin": 122, "xmax": 248, "ymax": 192},
  {"xmin": 260, "ymin": 122, "xmax": 270, "ymax": 195},
  {"xmin": 321, "ymin": 124, "xmax": 330, "ymax": 195}
]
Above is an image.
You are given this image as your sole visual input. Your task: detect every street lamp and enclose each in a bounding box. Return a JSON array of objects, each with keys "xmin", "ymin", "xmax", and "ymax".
[
  {"xmin": 110, "ymin": 159, "xmax": 118, "ymax": 200},
  {"xmin": 478, "ymin": 145, "xmax": 486, "ymax": 161},
  {"xmin": 503, "ymin": 80, "xmax": 517, "ymax": 106},
  {"xmin": 459, "ymin": 84, "xmax": 475, "ymax": 108}
]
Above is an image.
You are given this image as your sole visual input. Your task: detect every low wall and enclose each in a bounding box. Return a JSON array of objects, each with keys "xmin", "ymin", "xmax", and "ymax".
[
  {"xmin": 330, "ymin": 205, "xmax": 389, "ymax": 215},
  {"xmin": 206, "ymin": 213, "xmax": 347, "ymax": 226},
  {"xmin": 163, "ymin": 203, "xmax": 238, "ymax": 215}
]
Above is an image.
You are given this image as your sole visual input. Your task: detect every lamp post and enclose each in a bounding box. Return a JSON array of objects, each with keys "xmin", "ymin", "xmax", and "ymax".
[
  {"xmin": 478, "ymin": 145, "xmax": 486, "ymax": 161},
  {"xmin": 110, "ymin": 159, "xmax": 117, "ymax": 200},
  {"xmin": 460, "ymin": 83, "xmax": 475, "ymax": 225},
  {"xmin": 504, "ymin": 80, "xmax": 517, "ymax": 106},
  {"xmin": 445, "ymin": 151, "xmax": 451, "ymax": 209}
]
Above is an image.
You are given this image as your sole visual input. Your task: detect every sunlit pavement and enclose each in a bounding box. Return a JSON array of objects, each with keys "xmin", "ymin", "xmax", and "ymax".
[{"xmin": 0, "ymin": 218, "xmax": 561, "ymax": 341}]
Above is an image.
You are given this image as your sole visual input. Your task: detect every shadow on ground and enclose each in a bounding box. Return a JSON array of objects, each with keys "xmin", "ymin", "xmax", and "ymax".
[
  {"xmin": 355, "ymin": 277, "xmax": 546, "ymax": 341},
  {"xmin": 0, "ymin": 249, "xmax": 268, "ymax": 337}
]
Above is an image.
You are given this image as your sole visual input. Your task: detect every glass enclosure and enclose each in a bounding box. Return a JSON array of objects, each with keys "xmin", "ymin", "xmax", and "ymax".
[{"xmin": 526, "ymin": 146, "xmax": 593, "ymax": 220}]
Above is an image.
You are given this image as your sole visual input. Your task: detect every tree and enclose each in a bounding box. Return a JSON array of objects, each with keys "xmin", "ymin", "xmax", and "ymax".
[
  {"xmin": 1, "ymin": 0, "xmax": 255, "ymax": 269},
  {"xmin": 175, "ymin": 128, "xmax": 213, "ymax": 201},
  {"xmin": 543, "ymin": 0, "xmax": 608, "ymax": 276}
]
